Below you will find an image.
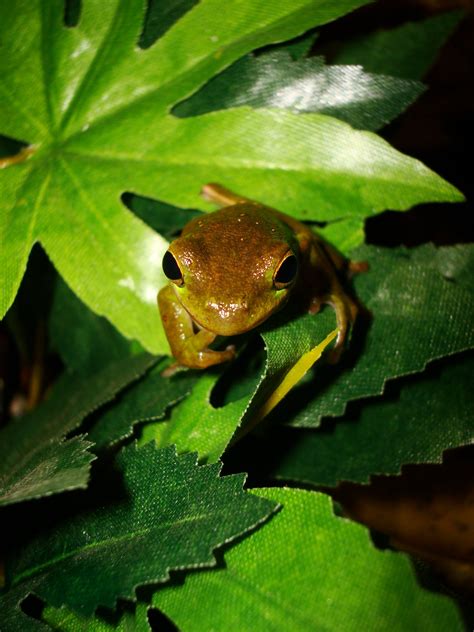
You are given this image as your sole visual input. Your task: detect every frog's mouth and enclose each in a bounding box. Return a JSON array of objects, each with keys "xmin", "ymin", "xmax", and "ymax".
[{"xmin": 186, "ymin": 294, "xmax": 290, "ymax": 337}]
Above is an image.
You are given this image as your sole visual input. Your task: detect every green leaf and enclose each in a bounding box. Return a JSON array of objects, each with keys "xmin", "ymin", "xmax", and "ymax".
[
  {"xmin": 152, "ymin": 488, "xmax": 463, "ymax": 631},
  {"xmin": 140, "ymin": 370, "xmax": 251, "ymax": 463},
  {"xmin": 283, "ymin": 244, "xmax": 474, "ymax": 427},
  {"xmin": 174, "ymin": 50, "xmax": 425, "ymax": 131},
  {"xmin": 274, "ymin": 353, "xmax": 474, "ymax": 487},
  {"xmin": 49, "ymin": 278, "xmax": 140, "ymax": 374},
  {"xmin": 332, "ymin": 10, "xmax": 462, "ymax": 79},
  {"xmin": 0, "ymin": 353, "xmax": 155, "ymax": 506},
  {"xmin": 0, "ymin": 0, "xmax": 462, "ymax": 353},
  {"xmin": 140, "ymin": 309, "xmax": 337, "ymax": 462},
  {"xmin": 3, "ymin": 444, "xmax": 277, "ymax": 618},
  {"xmin": 88, "ymin": 361, "xmax": 198, "ymax": 449}
]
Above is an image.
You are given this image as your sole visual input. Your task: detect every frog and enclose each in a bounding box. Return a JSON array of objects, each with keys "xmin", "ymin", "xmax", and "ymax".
[{"xmin": 158, "ymin": 183, "xmax": 363, "ymax": 372}]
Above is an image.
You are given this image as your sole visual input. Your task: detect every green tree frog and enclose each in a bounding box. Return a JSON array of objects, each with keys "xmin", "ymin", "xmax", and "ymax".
[{"xmin": 158, "ymin": 184, "xmax": 362, "ymax": 371}]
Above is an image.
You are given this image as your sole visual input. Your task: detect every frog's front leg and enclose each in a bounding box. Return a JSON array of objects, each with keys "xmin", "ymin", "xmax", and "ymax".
[{"xmin": 158, "ymin": 285, "xmax": 236, "ymax": 371}]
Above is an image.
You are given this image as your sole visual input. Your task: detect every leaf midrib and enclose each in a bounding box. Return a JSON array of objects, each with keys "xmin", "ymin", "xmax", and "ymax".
[{"xmin": 12, "ymin": 512, "xmax": 216, "ymax": 587}]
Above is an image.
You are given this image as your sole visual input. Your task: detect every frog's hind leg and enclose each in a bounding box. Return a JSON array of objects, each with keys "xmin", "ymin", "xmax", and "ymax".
[
  {"xmin": 325, "ymin": 292, "xmax": 359, "ymax": 363},
  {"xmin": 201, "ymin": 183, "xmax": 249, "ymax": 208}
]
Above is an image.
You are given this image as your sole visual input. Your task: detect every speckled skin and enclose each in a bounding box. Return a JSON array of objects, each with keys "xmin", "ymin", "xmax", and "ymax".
[{"xmin": 158, "ymin": 184, "xmax": 358, "ymax": 371}]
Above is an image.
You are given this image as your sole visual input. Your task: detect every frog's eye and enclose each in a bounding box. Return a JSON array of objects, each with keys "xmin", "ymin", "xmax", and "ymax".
[
  {"xmin": 162, "ymin": 251, "xmax": 184, "ymax": 286},
  {"xmin": 273, "ymin": 253, "xmax": 298, "ymax": 290}
]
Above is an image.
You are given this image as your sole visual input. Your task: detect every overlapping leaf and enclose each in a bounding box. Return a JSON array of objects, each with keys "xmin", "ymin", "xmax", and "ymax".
[
  {"xmin": 2, "ymin": 443, "xmax": 276, "ymax": 622},
  {"xmin": 0, "ymin": 353, "xmax": 155, "ymax": 506},
  {"xmin": 152, "ymin": 488, "xmax": 463, "ymax": 631},
  {"xmin": 88, "ymin": 361, "xmax": 198, "ymax": 449},
  {"xmin": 140, "ymin": 309, "xmax": 336, "ymax": 462},
  {"xmin": 0, "ymin": 0, "xmax": 462, "ymax": 354},
  {"xmin": 174, "ymin": 50, "xmax": 424, "ymax": 131},
  {"xmin": 273, "ymin": 353, "xmax": 474, "ymax": 487},
  {"xmin": 282, "ymin": 243, "xmax": 474, "ymax": 427}
]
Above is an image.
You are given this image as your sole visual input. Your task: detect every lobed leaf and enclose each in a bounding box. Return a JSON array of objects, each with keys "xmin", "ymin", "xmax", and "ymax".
[
  {"xmin": 273, "ymin": 353, "xmax": 474, "ymax": 487},
  {"xmin": 152, "ymin": 488, "xmax": 463, "ymax": 631},
  {"xmin": 2, "ymin": 444, "xmax": 277, "ymax": 619},
  {"xmin": 49, "ymin": 278, "xmax": 140, "ymax": 374},
  {"xmin": 0, "ymin": 0, "xmax": 462, "ymax": 353}
]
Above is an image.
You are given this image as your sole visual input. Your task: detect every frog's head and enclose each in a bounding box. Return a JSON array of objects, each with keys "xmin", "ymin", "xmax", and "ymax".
[{"xmin": 161, "ymin": 205, "xmax": 299, "ymax": 337}]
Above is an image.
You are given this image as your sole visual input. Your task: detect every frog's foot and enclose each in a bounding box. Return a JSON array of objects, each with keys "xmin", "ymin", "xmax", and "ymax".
[
  {"xmin": 325, "ymin": 294, "xmax": 359, "ymax": 364},
  {"xmin": 161, "ymin": 345, "xmax": 236, "ymax": 377}
]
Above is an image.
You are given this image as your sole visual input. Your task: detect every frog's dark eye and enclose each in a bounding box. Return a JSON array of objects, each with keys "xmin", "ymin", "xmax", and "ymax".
[
  {"xmin": 273, "ymin": 253, "xmax": 298, "ymax": 290},
  {"xmin": 163, "ymin": 251, "xmax": 184, "ymax": 286}
]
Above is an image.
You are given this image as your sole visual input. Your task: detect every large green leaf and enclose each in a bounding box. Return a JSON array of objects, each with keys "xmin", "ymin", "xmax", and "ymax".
[
  {"xmin": 152, "ymin": 488, "xmax": 463, "ymax": 631},
  {"xmin": 0, "ymin": 0, "xmax": 462, "ymax": 354},
  {"xmin": 0, "ymin": 353, "xmax": 155, "ymax": 506},
  {"xmin": 2, "ymin": 444, "xmax": 277, "ymax": 621},
  {"xmin": 174, "ymin": 50, "xmax": 424, "ymax": 131},
  {"xmin": 282, "ymin": 243, "xmax": 474, "ymax": 427},
  {"xmin": 273, "ymin": 352, "xmax": 474, "ymax": 487}
]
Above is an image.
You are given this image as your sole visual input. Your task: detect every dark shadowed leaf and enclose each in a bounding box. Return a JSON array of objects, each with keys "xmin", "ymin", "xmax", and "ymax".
[
  {"xmin": 332, "ymin": 10, "xmax": 462, "ymax": 79},
  {"xmin": 2, "ymin": 444, "xmax": 276, "ymax": 619},
  {"xmin": 283, "ymin": 244, "xmax": 474, "ymax": 427},
  {"xmin": 0, "ymin": 354, "xmax": 155, "ymax": 505},
  {"xmin": 274, "ymin": 353, "xmax": 474, "ymax": 487}
]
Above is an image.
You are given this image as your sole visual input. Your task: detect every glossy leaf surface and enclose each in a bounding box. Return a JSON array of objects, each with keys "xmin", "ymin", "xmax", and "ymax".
[{"xmin": 175, "ymin": 50, "xmax": 424, "ymax": 131}]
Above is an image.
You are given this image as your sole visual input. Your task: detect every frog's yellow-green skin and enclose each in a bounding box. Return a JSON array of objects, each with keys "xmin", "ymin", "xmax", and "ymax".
[{"xmin": 158, "ymin": 184, "xmax": 359, "ymax": 371}]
